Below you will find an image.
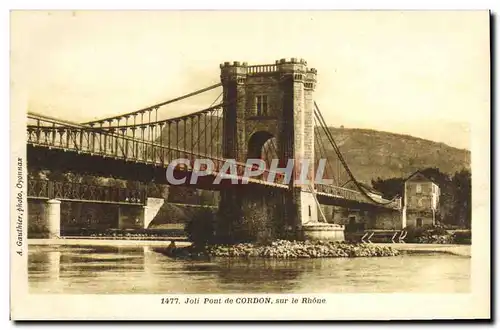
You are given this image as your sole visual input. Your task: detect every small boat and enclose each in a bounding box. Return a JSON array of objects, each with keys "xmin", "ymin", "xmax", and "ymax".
[{"xmin": 152, "ymin": 241, "xmax": 210, "ymax": 260}]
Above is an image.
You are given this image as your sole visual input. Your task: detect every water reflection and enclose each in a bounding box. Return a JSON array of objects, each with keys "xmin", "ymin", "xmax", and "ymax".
[{"xmin": 28, "ymin": 244, "xmax": 470, "ymax": 294}]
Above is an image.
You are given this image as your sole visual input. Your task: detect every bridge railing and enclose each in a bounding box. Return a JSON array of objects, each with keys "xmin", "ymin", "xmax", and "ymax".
[
  {"xmin": 27, "ymin": 178, "xmax": 147, "ymax": 204},
  {"xmin": 315, "ymin": 183, "xmax": 401, "ymax": 209},
  {"xmin": 27, "ymin": 114, "xmax": 290, "ymax": 187},
  {"xmin": 27, "ymin": 115, "xmax": 206, "ymax": 166},
  {"xmin": 315, "ymin": 183, "xmax": 363, "ymax": 200}
]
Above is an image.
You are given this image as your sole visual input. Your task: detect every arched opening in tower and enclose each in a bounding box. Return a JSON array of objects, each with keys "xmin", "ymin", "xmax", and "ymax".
[{"xmin": 247, "ymin": 131, "xmax": 279, "ymax": 179}]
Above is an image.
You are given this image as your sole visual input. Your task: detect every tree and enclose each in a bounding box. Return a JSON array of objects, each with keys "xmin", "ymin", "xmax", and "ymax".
[
  {"xmin": 46, "ymin": 169, "xmax": 68, "ymax": 182},
  {"xmin": 107, "ymin": 178, "xmax": 126, "ymax": 188},
  {"xmin": 80, "ymin": 174, "xmax": 104, "ymax": 185},
  {"xmin": 199, "ymin": 190, "xmax": 216, "ymax": 206},
  {"xmin": 146, "ymin": 182, "xmax": 164, "ymax": 198},
  {"xmin": 185, "ymin": 208, "xmax": 216, "ymax": 249},
  {"xmin": 450, "ymin": 169, "xmax": 472, "ymax": 228},
  {"xmin": 371, "ymin": 177, "xmax": 405, "ymax": 199},
  {"xmin": 168, "ymin": 186, "xmax": 199, "ymax": 204},
  {"xmin": 125, "ymin": 180, "xmax": 142, "ymax": 191},
  {"xmin": 419, "ymin": 167, "xmax": 450, "ymax": 186}
]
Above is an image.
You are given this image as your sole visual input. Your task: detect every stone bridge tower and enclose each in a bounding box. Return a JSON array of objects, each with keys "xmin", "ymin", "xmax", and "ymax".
[{"xmin": 217, "ymin": 58, "xmax": 319, "ymax": 243}]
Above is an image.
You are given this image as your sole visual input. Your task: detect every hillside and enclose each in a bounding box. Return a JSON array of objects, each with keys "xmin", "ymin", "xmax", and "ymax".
[
  {"xmin": 155, "ymin": 119, "xmax": 471, "ymax": 184},
  {"xmin": 324, "ymin": 127, "xmax": 471, "ymax": 183}
]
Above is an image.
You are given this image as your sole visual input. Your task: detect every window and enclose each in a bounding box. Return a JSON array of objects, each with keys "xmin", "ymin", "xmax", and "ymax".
[
  {"xmin": 416, "ymin": 184, "xmax": 422, "ymax": 194},
  {"xmin": 348, "ymin": 216, "xmax": 356, "ymax": 225},
  {"xmin": 416, "ymin": 218, "xmax": 423, "ymax": 227},
  {"xmin": 308, "ymin": 205, "xmax": 312, "ymax": 217},
  {"xmin": 256, "ymin": 95, "xmax": 268, "ymax": 116}
]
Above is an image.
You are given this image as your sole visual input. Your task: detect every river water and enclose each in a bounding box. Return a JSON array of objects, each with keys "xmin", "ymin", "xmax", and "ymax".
[{"xmin": 28, "ymin": 244, "xmax": 470, "ymax": 294}]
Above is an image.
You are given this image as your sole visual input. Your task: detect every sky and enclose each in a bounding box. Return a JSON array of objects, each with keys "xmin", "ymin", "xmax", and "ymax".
[{"xmin": 11, "ymin": 11, "xmax": 490, "ymax": 150}]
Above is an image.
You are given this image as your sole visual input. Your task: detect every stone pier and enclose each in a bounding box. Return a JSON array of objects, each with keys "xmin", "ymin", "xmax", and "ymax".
[
  {"xmin": 45, "ymin": 199, "xmax": 61, "ymax": 238},
  {"xmin": 28, "ymin": 199, "xmax": 61, "ymax": 238},
  {"xmin": 217, "ymin": 186, "xmax": 289, "ymax": 243}
]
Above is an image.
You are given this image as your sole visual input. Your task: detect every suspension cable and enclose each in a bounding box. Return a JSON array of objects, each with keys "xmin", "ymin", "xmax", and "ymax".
[
  {"xmin": 156, "ymin": 92, "xmax": 223, "ymax": 152},
  {"xmin": 91, "ymin": 102, "xmax": 226, "ymax": 130},
  {"xmin": 189, "ymin": 93, "xmax": 223, "ymax": 150},
  {"xmin": 208, "ymin": 110, "xmax": 222, "ymax": 157},
  {"xmin": 314, "ymin": 102, "xmax": 399, "ymax": 205},
  {"xmin": 313, "ymin": 116, "xmax": 336, "ymax": 185},
  {"xmin": 81, "ymin": 83, "xmax": 222, "ymax": 125}
]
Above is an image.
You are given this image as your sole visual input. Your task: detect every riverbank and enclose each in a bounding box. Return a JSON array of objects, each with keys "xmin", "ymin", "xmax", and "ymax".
[
  {"xmin": 375, "ymin": 243, "xmax": 471, "ymax": 257},
  {"xmin": 28, "ymin": 238, "xmax": 191, "ymax": 247},
  {"xmin": 28, "ymin": 238, "xmax": 471, "ymax": 257}
]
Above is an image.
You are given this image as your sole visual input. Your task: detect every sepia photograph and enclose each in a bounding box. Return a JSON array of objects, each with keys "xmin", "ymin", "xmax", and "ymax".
[{"xmin": 9, "ymin": 9, "xmax": 490, "ymax": 320}]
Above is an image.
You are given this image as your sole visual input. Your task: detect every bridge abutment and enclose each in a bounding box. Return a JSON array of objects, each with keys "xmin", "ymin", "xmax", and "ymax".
[
  {"xmin": 28, "ymin": 196, "xmax": 164, "ymax": 237},
  {"xmin": 371, "ymin": 208, "xmax": 404, "ymax": 230},
  {"xmin": 143, "ymin": 198, "xmax": 165, "ymax": 229},
  {"xmin": 117, "ymin": 198, "xmax": 165, "ymax": 229}
]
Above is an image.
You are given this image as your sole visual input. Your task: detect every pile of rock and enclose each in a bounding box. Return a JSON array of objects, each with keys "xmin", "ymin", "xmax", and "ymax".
[
  {"xmin": 204, "ymin": 240, "xmax": 399, "ymax": 258},
  {"xmin": 415, "ymin": 235, "xmax": 454, "ymax": 244}
]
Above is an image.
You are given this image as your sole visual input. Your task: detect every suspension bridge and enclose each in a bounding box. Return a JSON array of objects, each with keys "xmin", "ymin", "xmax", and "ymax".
[{"xmin": 26, "ymin": 58, "xmax": 402, "ymax": 241}]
